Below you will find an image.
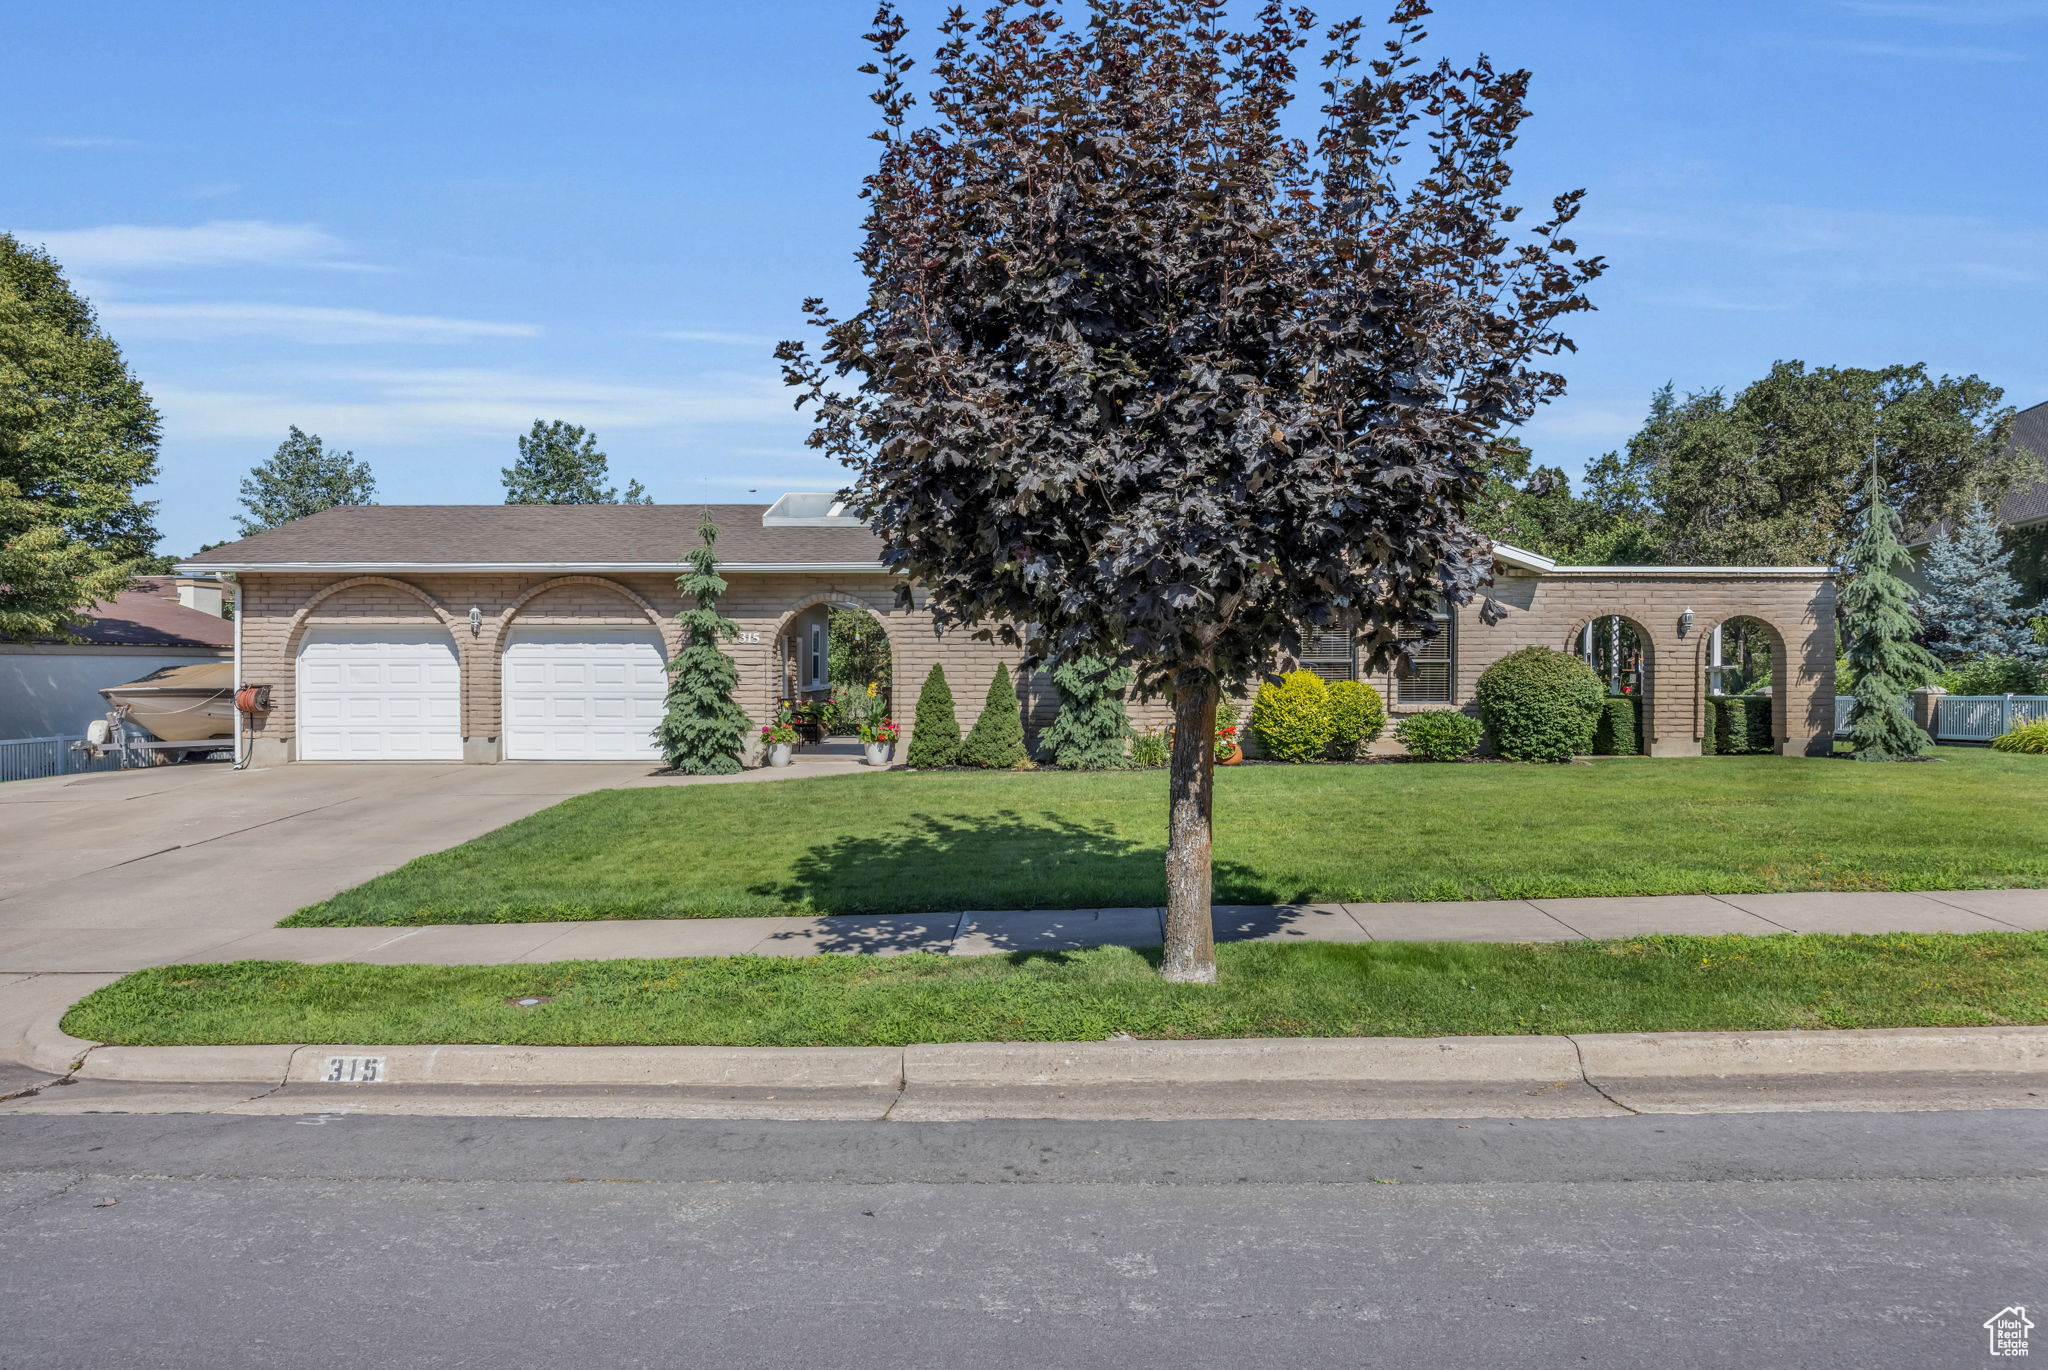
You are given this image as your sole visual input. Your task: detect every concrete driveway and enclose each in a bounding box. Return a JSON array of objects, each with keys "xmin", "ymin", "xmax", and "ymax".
[{"xmin": 0, "ymin": 759, "xmax": 848, "ymax": 973}]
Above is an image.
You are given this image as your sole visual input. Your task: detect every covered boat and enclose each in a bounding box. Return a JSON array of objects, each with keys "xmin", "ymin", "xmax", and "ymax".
[{"xmin": 98, "ymin": 660, "xmax": 235, "ymax": 742}]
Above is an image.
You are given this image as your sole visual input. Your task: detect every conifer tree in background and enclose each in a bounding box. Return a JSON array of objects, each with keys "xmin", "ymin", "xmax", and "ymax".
[
  {"xmin": 1919, "ymin": 497, "xmax": 2043, "ymax": 662},
  {"xmin": 1844, "ymin": 464, "xmax": 1941, "ymax": 762},
  {"xmin": 1040, "ymin": 655, "xmax": 1134, "ymax": 769},
  {"xmin": 236, "ymin": 426, "xmax": 376, "ymax": 535},
  {"xmin": 1, "ymin": 233, "xmax": 162, "ymax": 640},
  {"xmin": 959, "ymin": 662, "xmax": 1028, "ymax": 769},
  {"xmin": 652, "ymin": 511, "xmax": 749, "ymax": 773},
  {"xmin": 905, "ymin": 664, "xmax": 961, "ymax": 767},
  {"xmin": 502, "ymin": 419, "xmax": 651, "ymax": 504}
]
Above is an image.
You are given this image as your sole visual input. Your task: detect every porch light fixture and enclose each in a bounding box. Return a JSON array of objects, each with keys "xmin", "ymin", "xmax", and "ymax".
[
  {"xmin": 1678, "ymin": 607, "xmax": 1695, "ymax": 638},
  {"xmin": 469, "ymin": 606, "xmax": 483, "ymax": 636}
]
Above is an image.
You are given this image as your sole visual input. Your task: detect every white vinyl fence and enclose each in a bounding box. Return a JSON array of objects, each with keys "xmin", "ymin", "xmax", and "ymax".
[
  {"xmin": 1838, "ymin": 694, "xmax": 2048, "ymax": 742},
  {"xmin": 0, "ymin": 735, "xmax": 127, "ymax": 785}
]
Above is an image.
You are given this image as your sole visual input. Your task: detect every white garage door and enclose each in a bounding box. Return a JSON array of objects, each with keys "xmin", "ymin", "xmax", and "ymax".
[
  {"xmin": 501, "ymin": 628, "xmax": 667, "ymax": 761},
  {"xmin": 297, "ymin": 628, "xmax": 463, "ymax": 761}
]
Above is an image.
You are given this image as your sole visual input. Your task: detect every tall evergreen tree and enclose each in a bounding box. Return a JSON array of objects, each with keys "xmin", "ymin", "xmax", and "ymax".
[
  {"xmin": 959, "ymin": 662, "xmax": 1027, "ymax": 769},
  {"xmin": 1040, "ymin": 655, "xmax": 1135, "ymax": 769},
  {"xmin": 905, "ymin": 664, "xmax": 961, "ymax": 767},
  {"xmin": 236, "ymin": 426, "xmax": 376, "ymax": 535},
  {"xmin": 1844, "ymin": 464, "xmax": 1941, "ymax": 762},
  {"xmin": 502, "ymin": 419, "xmax": 650, "ymax": 504},
  {"xmin": 652, "ymin": 511, "xmax": 750, "ymax": 773},
  {"xmin": 1, "ymin": 233, "xmax": 161, "ymax": 640},
  {"xmin": 1919, "ymin": 497, "xmax": 2043, "ymax": 662}
]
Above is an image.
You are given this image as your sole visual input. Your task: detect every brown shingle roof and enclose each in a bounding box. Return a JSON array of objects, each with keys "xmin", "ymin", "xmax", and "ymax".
[
  {"xmin": 181, "ymin": 504, "xmax": 887, "ymax": 568},
  {"xmin": 57, "ymin": 578, "xmax": 234, "ymax": 649},
  {"xmin": 1996, "ymin": 400, "xmax": 2048, "ymax": 530}
]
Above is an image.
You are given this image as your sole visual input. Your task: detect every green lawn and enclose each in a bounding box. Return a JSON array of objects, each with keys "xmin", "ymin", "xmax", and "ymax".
[
  {"xmin": 64, "ymin": 933, "xmax": 2048, "ymax": 1047},
  {"xmin": 284, "ymin": 746, "xmax": 2048, "ymax": 927}
]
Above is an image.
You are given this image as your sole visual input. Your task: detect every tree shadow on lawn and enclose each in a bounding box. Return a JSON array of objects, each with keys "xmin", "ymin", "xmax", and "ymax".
[{"xmin": 747, "ymin": 808, "xmax": 1298, "ymax": 954}]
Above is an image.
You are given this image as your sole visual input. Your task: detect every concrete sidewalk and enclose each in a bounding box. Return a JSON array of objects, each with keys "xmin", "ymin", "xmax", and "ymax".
[{"xmin": 1, "ymin": 887, "xmax": 2043, "ymax": 974}]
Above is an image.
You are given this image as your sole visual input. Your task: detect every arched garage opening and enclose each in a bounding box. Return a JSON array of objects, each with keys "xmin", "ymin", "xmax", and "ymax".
[{"xmin": 498, "ymin": 579, "xmax": 671, "ymax": 762}]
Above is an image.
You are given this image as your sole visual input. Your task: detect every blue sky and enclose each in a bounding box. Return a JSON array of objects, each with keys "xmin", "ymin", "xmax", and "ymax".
[{"xmin": 7, "ymin": 0, "xmax": 2045, "ymax": 557}]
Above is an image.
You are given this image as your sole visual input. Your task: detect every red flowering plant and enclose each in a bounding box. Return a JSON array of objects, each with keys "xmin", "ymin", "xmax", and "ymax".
[
  {"xmin": 760, "ymin": 703, "xmax": 799, "ymax": 747},
  {"xmin": 862, "ymin": 716, "xmax": 900, "ymax": 745}
]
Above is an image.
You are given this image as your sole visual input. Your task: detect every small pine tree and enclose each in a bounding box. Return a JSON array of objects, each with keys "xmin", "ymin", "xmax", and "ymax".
[
  {"xmin": 959, "ymin": 662, "xmax": 1027, "ymax": 768},
  {"xmin": 1844, "ymin": 465, "xmax": 1941, "ymax": 762},
  {"xmin": 906, "ymin": 664, "xmax": 961, "ymax": 766},
  {"xmin": 652, "ymin": 511, "xmax": 750, "ymax": 773},
  {"xmin": 1919, "ymin": 497, "xmax": 2042, "ymax": 662},
  {"xmin": 1040, "ymin": 655, "xmax": 1134, "ymax": 769}
]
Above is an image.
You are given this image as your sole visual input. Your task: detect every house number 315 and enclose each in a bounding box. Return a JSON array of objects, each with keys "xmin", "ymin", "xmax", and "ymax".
[{"xmin": 737, "ymin": 631, "xmax": 762, "ymax": 643}]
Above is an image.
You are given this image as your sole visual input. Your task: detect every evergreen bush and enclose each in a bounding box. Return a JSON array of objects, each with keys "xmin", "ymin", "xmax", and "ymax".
[
  {"xmin": 1325, "ymin": 680, "xmax": 1387, "ymax": 760},
  {"xmin": 1473, "ymin": 646, "xmax": 1604, "ymax": 761},
  {"xmin": 1040, "ymin": 655, "xmax": 1135, "ymax": 768},
  {"xmin": 959, "ymin": 663, "xmax": 1027, "ymax": 768},
  {"xmin": 1395, "ymin": 709, "xmax": 1484, "ymax": 761},
  {"xmin": 1991, "ymin": 719, "xmax": 2048, "ymax": 754},
  {"xmin": 1712, "ymin": 696, "xmax": 1775, "ymax": 755},
  {"xmin": 905, "ymin": 664, "xmax": 962, "ymax": 767},
  {"xmin": 652, "ymin": 512, "xmax": 750, "ymax": 773},
  {"xmin": 1590, "ymin": 696, "xmax": 1640, "ymax": 756},
  {"xmin": 1843, "ymin": 465, "xmax": 1940, "ymax": 761},
  {"xmin": 1249, "ymin": 670, "xmax": 1335, "ymax": 763},
  {"xmin": 1701, "ymin": 699, "xmax": 1719, "ymax": 755}
]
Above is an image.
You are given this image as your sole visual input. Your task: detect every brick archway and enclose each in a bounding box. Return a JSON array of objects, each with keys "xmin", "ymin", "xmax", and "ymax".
[
  {"xmin": 1563, "ymin": 613, "xmax": 1657, "ymax": 748},
  {"xmin": 763, "ymin": 590, "xmax": 903, "ymax": 721},
  {"xmin": 1690, "ymin": 614, "xmax": 1796, "ymax": 750}
]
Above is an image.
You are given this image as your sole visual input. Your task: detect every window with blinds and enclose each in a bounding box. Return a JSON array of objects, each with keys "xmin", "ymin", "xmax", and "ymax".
[
  {"xmin": 1395, "ymin": 615, "xmax": 1454, "ymax": 705},
  {"xmin": 1298, "ymin": 626, "xmax": 1356, "ymax": 682}
]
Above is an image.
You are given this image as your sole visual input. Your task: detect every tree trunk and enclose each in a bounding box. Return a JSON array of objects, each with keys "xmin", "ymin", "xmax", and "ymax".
[{"xmin": 1161, "ymin": 671, "xmax": 1218, "ymax": 984}]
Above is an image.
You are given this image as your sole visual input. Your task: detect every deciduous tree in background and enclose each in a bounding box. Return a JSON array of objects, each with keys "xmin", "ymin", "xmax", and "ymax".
[
  {"xmin": 502, "ymin": 419, "xmax": 650, "ymax": 505},
  {"xmin": 1843, "ymin": 466, "xmax": 1940, "ymax": 762},
  {"xmin": 780, "ymin": 1, "xmax": 1599, "ymax": 981},
  {"xmin": 653, "ymin": 512, "xmax": 750, "ymax": 773},
  {"xmin": 0, "ymin": 234, "xmax": 162, "ymax": 640},
  {"xmin": 236, "ymin": 426, "xmax": 376, "ymax": 535}
]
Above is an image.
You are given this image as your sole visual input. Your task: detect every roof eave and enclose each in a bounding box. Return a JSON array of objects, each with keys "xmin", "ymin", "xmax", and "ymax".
[
  {"xmin": 1488, "ymin": 540, "xmax": 1831, "ymax": 578},
  {"xmin": 174, "ymin": 560, "xmax": 894, "ymax": 576}
]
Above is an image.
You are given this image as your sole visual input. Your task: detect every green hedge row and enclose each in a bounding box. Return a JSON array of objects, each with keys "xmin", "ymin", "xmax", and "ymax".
[
  {"xmin": 1704, "ymin": 696, "xmax": 1774, "ymax": 756},
  {"xmin": 1590, "ymin": 696, "xmax": 1642, "ymax": 756}
]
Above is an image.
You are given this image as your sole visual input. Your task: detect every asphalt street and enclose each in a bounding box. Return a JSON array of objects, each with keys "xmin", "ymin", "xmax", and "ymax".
[{"xmin": 2, "ymin": 1109, "xmax": 2042, "ymax": 1369}]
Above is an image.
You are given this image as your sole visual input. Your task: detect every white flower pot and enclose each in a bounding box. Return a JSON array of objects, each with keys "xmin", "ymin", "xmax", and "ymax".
[
  {"xmin": 768, "ymin": 743, "xmax": 793, "ymax": 767},
  {"xmin": 863, "ymin": 742, "xmax": 893, "ymax": 766}
]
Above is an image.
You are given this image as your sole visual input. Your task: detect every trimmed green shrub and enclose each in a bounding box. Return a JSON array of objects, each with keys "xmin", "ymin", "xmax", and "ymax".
[
  {"xmin": 1939, "ymin": 654, "xmax": 2045, "ymax": 697},
  {"xmin": 1325, "ymin": 680, "xmax": 1387, "ymax": 760},
  {"xmin": 1130, "ymin": 729, "xmax": 1169, "ymax": 768},
  {"xmin": 959, "ymin": 662, "xmax": 1028, "ymax": 768},
  {"xmin": 1039, "ymin": 655, "xmax": 1135, "ymax": 769},
  {"xmin": 1992, "ymin": 719, "xmax": 2048, "ymax": 754},
  {"xmin": 1395, "ymin": 709, "xmax": 1483, "ymax": 761},
  {"xmin": 1249, "ymin": 669, "xmax": 1335, "ymax": 763},
  {"xmin": 1473, "ymin": 646, "xmax": 1604, "ymax": 762},
  {"xmin": 1714, "ymin": 695, "xmax": 1775, "ymax": 755},
  {"xmin": 1591, "ymin": 696, "xmax": 1640, "ymax": 756},
  {"xmin": 905, "ymin": 664, "xmax": 961, "ymax": 767}
]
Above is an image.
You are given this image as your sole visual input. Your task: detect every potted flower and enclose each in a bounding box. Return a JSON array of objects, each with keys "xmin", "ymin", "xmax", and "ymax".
[
  {"xmin": 860, "ymin": 716, "xmax": 900, "ymax": 766},
  {"xmin": 760, "ymin": 714, "xmax": 799, "ymax": 767},
  {"xmin": 1215, "ymin": 721, "xmax": 1243, "ymax": 765}
]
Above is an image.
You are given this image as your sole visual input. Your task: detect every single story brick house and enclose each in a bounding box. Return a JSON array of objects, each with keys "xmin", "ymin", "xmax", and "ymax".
[{"xmin": 178, "ymin": 494, "xmax": 1837, "ymax": 766}]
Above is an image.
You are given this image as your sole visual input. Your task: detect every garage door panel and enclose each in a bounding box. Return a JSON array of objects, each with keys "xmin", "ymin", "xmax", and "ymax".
[
  {"xmin": 502, "ymin": 628, "xmax": 666, "ymax": 761},
  {"xmin": 298, "ymin": 629, "xmax": 463, "ymax": 762}
]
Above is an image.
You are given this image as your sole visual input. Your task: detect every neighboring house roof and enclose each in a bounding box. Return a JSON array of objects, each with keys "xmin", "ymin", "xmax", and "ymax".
[
  {"xmin": 1995, "ymin": 399, "xmax": 2048, "ymax": 530},
  {"xmin": 174, "ymin": 499, "xmax": 1827, "ymax": 579},
  {"xmin": 179, "ymin": 503, "xmax": 887, "ymax": 572},
  {"xmin": 36, "ymin": 577, "xmax": 235, "ymax": 649}
]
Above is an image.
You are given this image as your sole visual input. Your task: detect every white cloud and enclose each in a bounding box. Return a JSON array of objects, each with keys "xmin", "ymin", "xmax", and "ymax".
[
  {"xmin": 16, "ymin": 220, "xmax": 357, "ymax": 272},
  {"xmin": 99, "ymin": 302, "xmax": 541, "ymax": 344},
  {"xmin": 654, "ymin": 328, "xmax": 782, "ymax": 348},
  {"xmin": 153, "ymin": 366, "xmax": 804, "ymax": 444},
  {"xmin": 1826, "ymin": 37, "xmax": 2028, "ymax": 60}
]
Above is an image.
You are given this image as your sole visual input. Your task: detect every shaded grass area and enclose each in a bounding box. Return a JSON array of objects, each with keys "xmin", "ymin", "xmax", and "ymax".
[
  {"xmin": 285, "ymin": 747, "xmax": 2048, "ymax": 926},
  {"xmin": 64, "ymin": 933, "xmax": 2048, "ymax": 1047}
]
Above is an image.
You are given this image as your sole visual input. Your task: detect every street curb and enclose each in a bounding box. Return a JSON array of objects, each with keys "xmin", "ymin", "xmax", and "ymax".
[{"xmin": 38, "ymin": 1025, "xmax": 2048, "ymax": 1091}]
